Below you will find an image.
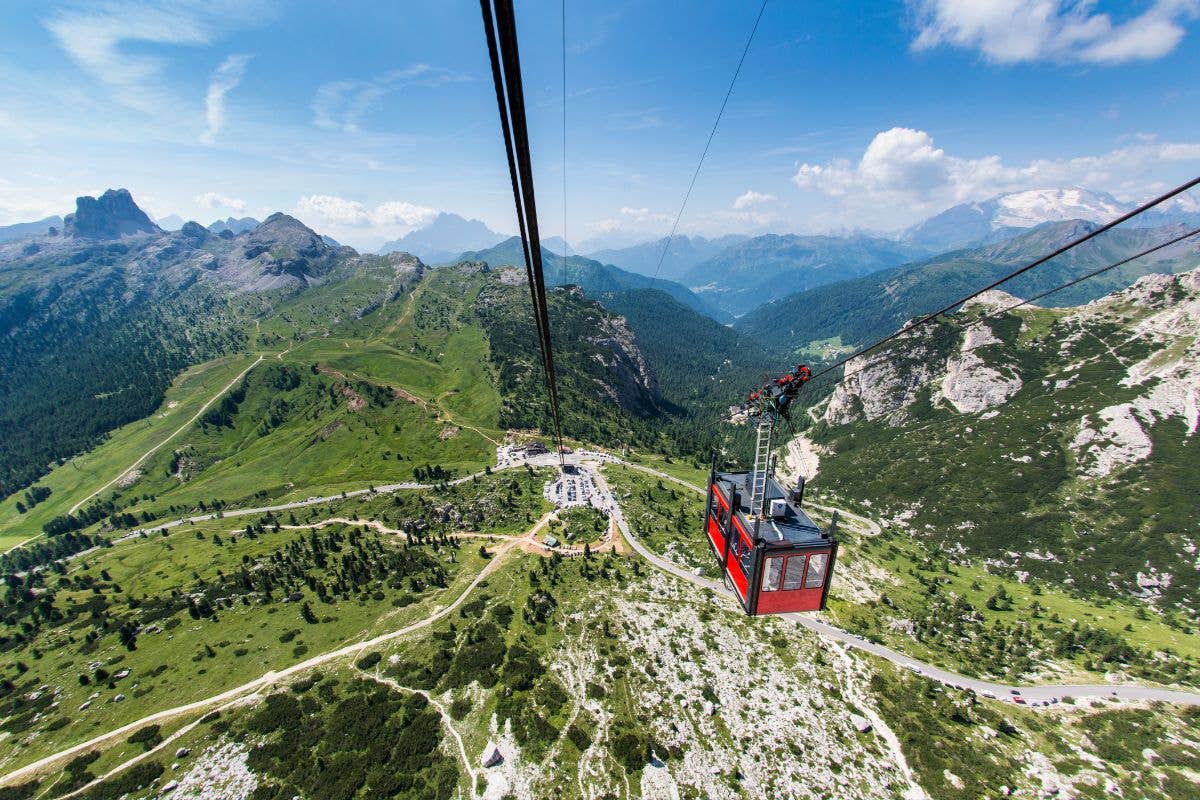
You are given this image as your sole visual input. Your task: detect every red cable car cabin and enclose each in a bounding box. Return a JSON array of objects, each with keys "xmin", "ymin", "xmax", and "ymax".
[{"xmin": 705, "ymin": 470, "xmax": 837, "ymax": 615}]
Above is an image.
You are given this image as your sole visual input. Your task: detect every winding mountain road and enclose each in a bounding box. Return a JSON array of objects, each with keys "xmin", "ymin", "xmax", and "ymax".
[
  {"xmin": 5, "ymin": 448, "xmax": 1198, "ymax": 789},
  {"xmin": 592, "ymin": 460, "xmax": 1200, "ymax": 708}
]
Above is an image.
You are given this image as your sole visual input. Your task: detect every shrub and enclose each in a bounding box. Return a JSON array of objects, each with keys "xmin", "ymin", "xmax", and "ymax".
[
  {"xmin": 611, "ymin": 730, "xmax": 651, "ymax": 771},
  {"xmin": 355, "ymin": 652, "xmax": 382, "ymax": 671},
  {"xmin": 127, "ymin": 724, "xmax": 162, "ymax": 751},
  {"xmin": 566, "ymin": 722, "xmax": 592, "ymax": 752},
  {"xmin": 449, "ymin": 697, "xmax": 471, "ymax": 720}
]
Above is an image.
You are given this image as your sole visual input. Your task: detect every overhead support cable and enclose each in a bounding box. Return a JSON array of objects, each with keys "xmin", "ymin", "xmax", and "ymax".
[
  {"xmin": 649, "ymin": 0, "xmax": 770, "ymax": 283},
  {"xmin": 480, "ymin": 0, "xmax": 566, "ymax": 464},
  {"xmin": 562, "ymin": 0, "xmax": 568, "ymax": 260}
]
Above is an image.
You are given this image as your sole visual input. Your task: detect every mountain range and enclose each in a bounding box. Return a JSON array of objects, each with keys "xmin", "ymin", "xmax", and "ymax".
[
  {"xmin": 902, "ymin": 187, "xmax": 1200, "ymax": 251},
  {"xmin": 2, "ymin": 184, "xmax": 1199, "ymax": 800},
  {"xmin": 807, "ymin": 266, "xmax": 1200, "ymax": 608},
  {"xmin": 586, "ymin": 234, "xmax": 749, "ymax": 282},
  {"xmin": 678, "ymin": 233, "xmax": 928, "ymax": 317},
  {"xmin": 458, "ymin": 236, "xmax": 732, "ymax": 322},
  {"xmin": 208, "ymin": 216, "xmax": 260, "ymax": 235},
  {"xmin": 737, "ymin": 218, "xmax": 1200, "ymax": 359},
  {"xmin": 0, "ymin": 189, "xmax": 740, "ymax": 499},
  {"xmin": 0, "ymin": 215, "xmax": 62, "ymax": 242}
]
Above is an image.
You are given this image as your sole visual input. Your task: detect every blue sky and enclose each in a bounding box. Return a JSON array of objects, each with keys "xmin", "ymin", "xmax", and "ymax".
[{"xmin": 1, "ymin": 0, "xmax": 1198, "ymax": 251}]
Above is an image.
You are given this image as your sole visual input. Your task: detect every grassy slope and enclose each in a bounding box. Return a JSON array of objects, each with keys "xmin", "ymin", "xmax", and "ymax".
[
  {"xmin": 0, "ymin": 355, "xmax": 260, "ymax": 550},
  {"xmin": 808, "ymin": 301, "xmax": 1200, "ymax": 611},
  {"xmin": 0, "ymin": 469, "xmax": 551, "ymax": 775}
]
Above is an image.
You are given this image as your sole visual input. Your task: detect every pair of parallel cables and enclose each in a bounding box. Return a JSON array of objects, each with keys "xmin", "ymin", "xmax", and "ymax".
[{"xmin": 480, "ymin": 0, "xmax": 565, "ymax": 465}]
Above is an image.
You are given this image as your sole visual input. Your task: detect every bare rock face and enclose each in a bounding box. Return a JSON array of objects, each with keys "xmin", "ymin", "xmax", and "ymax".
[
  {"xmin": 1071, "ymin": 403, "xmax": 1154, "ymax": 477},
  {"xmin": 588, "ymin": 311, "xmax": 659, "ymax": 409},
  {"xmin": 824, "ymin": 329, "xmax": 939, "ymax": 426},
  {"xmin": 1067, "ymin": 268, "xmax": 1200, "ymax": 477},
  {"xmin": 63, "ymin": 189, "xmax": 161, "ymax": 239},
  {"xmin": 940, "ymin": 324, "xmax": 1022, "ymax": 414},
  {"xmin": 383, "ymin": 251, "xmax": 426, "ymax": 279},
  {"xmin": 214, "ymin": 213, "xmax": 356, "ymax": 291}
]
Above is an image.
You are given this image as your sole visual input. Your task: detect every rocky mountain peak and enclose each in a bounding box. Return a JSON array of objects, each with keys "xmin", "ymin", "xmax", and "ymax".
[
  {"xmin": 383, "ymin": 251, "xmax": 427, "ymax": 279},
  {"xmin": 62, "ymin": 189, "xmax": 161, "ymax": 240}
]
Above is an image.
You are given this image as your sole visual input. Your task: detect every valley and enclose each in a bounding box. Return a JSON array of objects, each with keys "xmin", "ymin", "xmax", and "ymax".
[{"xmin": 1, "ymin": 191, "xmax": 1199, "ymax": 800}]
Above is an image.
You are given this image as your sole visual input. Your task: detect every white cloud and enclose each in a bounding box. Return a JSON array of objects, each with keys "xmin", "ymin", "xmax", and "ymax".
[
  {"xmin": 45, "ymin": 1, "xmax": 271, "ymax": 112},
  {"xmin": 793, "ymin": 126, "xmax": 1200, "ymax": 227},
  {"xmin": 312, "ymin": 65, "xmax": 466, "ymax": 132},
  {"xmin": 911, "ymin": 0, "xmax": 1200, "ymax": 64},
  {"xmin": 201, "ymin": 54, "xmax": 252, "ymax": 144},
  {"xmin": 606, "ymin": 110, "xmax": 664, "ymax": 132},
  {"xmin": 733, "ymin": 190, "xmax": 776, "ymax": 209},
  {"xmin": 294, "ymin": 195, "xmax": 437, "ymax": 230},
  {"xmin": 195, "ymin": 191, "xmax": 247, "ymax": 213}
]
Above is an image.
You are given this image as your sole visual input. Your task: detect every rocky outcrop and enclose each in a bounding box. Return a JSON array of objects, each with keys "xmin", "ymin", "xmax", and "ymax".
[
  {"xmin": 214, "ymin": 213, "xmax": 357, "ymax": 291},
  {"xmin": 383, "ymin": 251, "xmax": 426, "ymax": 280},
  {"xmin": 940, "ymin": 324, "xmax": 1022, "ymax": 414},
  {"xmin": 824, "ymin": 328, "xmax": 940, "ymax": 425},
  {"xmin": 1071, "ymin": 403, "xmax": 1154, "ymax": 477},
  {"xmin": 1066, "ymin": 269, "xmax": 1200, "ymax": 476},
  {"xmin": 63, "ymin": 189, "xmax": 160, "ymax": 239},
  {"xmin": 588, "ymin": 308, "xmax": 659, "ymax": 409}
]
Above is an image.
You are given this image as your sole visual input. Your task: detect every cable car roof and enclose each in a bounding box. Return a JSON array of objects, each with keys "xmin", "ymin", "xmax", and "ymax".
[{"xmin": 713, "ymin": 471, "xmax": 830, "ymax": 549}]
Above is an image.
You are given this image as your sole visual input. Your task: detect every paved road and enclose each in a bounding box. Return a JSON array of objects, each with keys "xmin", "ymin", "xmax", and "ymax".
[
  {"xmin": 590, "ymin": 459, "xmax": 1200, "ymax": 708},
  {"xmin": 115, "ymin": 450, "xmax": 1200, "ymax": 708}
]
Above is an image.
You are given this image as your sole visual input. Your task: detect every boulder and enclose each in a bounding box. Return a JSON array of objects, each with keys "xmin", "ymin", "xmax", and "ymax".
[{"xmin": 481, "ymin": 741, "xmax": 503, "ymax": 768}]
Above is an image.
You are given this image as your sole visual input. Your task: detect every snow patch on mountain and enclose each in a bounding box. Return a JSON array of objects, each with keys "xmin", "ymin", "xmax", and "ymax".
[{"xmin": 990, "ymin": 188, "xmax": 1127, "ymax": 230}]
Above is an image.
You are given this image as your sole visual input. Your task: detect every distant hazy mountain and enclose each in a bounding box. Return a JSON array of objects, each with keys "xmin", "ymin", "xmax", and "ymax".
[
  {"xmin": 379, "ymin": 212, "xmax": 506, "ymax": 262},
  {"xmin": 208, "ymin": 216, "xmax": 260, "ymax": 235},
  {"xmin": 587, "ymin": 234, "xmax": 749, "ymax": 282},
  {"xmin": 903, "ymin": 188, "xmax": 1131, "ymax": 251},
  {"xmin": 63, "ymin": 188, "xmax": 161, "ymax": 239},
  {"xmin": 155, "ymin": 214, "xmax": 185, "ymax": 231},
  {"xmin": 0, "ymin": 216, "xmax": 62, "ymax": 243},
  {"xmin": 682, "ymin": 233, "xmax": 926, "ymax": 317},
  {"xmin": 459, "ymin": 236, "xmax": 730, "ymax": 322},
  {"xmin": 738, "ymin": 219, "xmax": 1200, "ymax": 357},
  {"xmin": 541, "ymin": 235, "xmax": 574, "ymax": 256}
]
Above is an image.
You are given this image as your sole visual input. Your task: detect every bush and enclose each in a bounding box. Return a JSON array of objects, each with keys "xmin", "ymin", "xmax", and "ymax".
[
  {"xmin": 83, "ymin": 760, "xmax": 163, "ymax": 799},
  {"xmin": 449, "ymin": 696, "xmax": 471, "ymax": 720},
  {"xmin": 355, "ymin": 652, "xmax": 382, "ymax": 671},
  {"xmin": 566, "ymin": 722, "xmax": 592, "ymax": 752},
  {"xmin": 611, "ymin": 730, "xmax": 651, "ymax": 771},
  {"xmin": 247, "ymin": 693, "xmax": 303, "ymax": 735},
  {"xmin": 127, "ymin": 724, "xmax": 162, "ymax": 751}
]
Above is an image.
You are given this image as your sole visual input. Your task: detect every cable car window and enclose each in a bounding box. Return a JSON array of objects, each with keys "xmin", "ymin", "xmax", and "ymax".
[
  {"xmin": 761, "ymin": 556, "xmax": 783, "ymax": 592},
  {"xmin": 804, "ymin": 553, "xmax": 828, "ymax": 589},
  {"xmin": 782, "ymin": 556, "xmax": 805, "ymax": 590},
  {"xmin": 738, "ymin": 536, "xmax": 753, "ymax": 577}
]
